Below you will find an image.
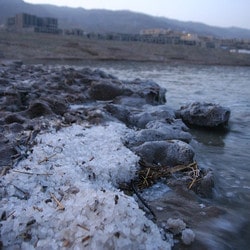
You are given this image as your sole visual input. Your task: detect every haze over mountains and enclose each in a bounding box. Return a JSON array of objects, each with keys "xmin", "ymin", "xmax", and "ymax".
[{"xmin": 1, "ymin": 0, "xmax": 250, "ymax": 39}]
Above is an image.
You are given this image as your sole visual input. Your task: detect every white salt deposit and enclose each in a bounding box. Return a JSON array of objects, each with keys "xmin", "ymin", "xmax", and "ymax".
[
  {"xmin": 181, "ymin": 229, "xmax": 195, "ymax": 245},
  {"xmin": 166, "ymin": 218, "xmax": 186, "ymax": 235},
  {"xmin": 0, "ymin": 122, "xmax": 172, "ymax": 249}
]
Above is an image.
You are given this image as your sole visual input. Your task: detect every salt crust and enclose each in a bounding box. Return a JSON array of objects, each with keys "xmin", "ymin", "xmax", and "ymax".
[
  {"xmin": 181, "ymin": 229, "xmax": 195, "ymax": 245},
  {"xmin": 0, "ymin": 122, "xmax": 171, "ymax": 249}
]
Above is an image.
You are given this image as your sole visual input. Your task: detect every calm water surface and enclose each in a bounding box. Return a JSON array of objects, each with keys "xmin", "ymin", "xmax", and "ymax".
[{"xmin": 36, "ymin": 60, "xmax": 250, "ymax": 249}]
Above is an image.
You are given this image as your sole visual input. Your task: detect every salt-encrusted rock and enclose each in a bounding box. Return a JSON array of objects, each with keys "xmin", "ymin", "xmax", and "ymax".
[
  {"xmin": 128, "ymin": 105, "xmax": 175, "ymax": 128},
  {"xmin": 145, "ymin": 120, "xmax": 192, "ymax": 143},
  {"xmin": 177, "ymin": 102, "xmax": 230, "ymax": 129},
  {"xmin": 167, "ymin": 218, "xmax": 186, "ymax": 234},
  {"xmin": 124, "ymin": 127, "xmax": 192, "ymax": 148},
  {"xmin": 124, "ymin": 129, "xmax": 169, "ymax": 148},
  {"xmin": 133, "ymin": 140, "xmax": 195, "ymax": 167},
  {"xmin": 124, "ymin": 79, "xmax": 167, "ymax": 105},
  {"xmin": 181, "ymin": 229, "xmax": 195, "ymax": 245},
  {"xmin": 106, "ymin": 104, "xmax": 176, "ymax": 129},
  {"xmin": 146, "ymin": 119, "xmax": 189, "ymax": 131}
]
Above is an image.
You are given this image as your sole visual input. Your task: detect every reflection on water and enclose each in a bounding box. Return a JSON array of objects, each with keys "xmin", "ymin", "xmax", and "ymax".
[
  {"xmin": 190, "ymin": 128, "xmax": 228, "ymax": 146},
  {"xmin": 28, "ymin": 59, "xmax": 250, "ymax": 249}
]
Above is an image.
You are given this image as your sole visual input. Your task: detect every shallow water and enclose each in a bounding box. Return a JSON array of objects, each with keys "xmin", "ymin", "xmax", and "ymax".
[{"xmin": 30, "ymin": 60, "xmax": 250, "ymax": 249}]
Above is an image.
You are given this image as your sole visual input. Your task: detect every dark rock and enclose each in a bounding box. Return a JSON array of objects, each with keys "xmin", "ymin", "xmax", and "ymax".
[
  {"xmin": 105, "ymin": 104, "xmax": 131, "ymax": 125},
  {"xmin": 129, "ymin": 111, "xmax": 154, "ymax": 128},
  {"xmin": 178, "ymin": 102, "xmax": 230, "ymax": 129},
  {"xmin": 0, "ymin": 78, "xmax": 9, "ymax": 86},
  {"xmin": 1, "ymin": 91, "xmax": 24, "ymax": 112},
  {"xmin": 9, "ymin": 123, "xmax": 24, "ymax": 133},
  {"xmin": 24, "ymin": 100, "xmax": 54, "ymax": 118},
  {"xmin": 127, "ymin": 79, "xmax": 167, "ymax": 105},
  {"xmin": 4, "ymin": 114, "xmax": 26, "ymax": 124},
  {"xmin": 133, "ymin": 140, "xmax": 195, "ymax": 167},
  {"xmin": 89, "ymin": 80, "xmax": 126, "ymax": 100},
  {"xmin": 0, "ymin": 144, "xmax": 16, "ymax": 167},
  {"xmin": 85, "ymin": 108, "xmax": 107, "ymax": 124},
  {"xmin": 44, "ymin": 98, "xmax": 69, "ymax": 115},
  {"xmin": 193, "ymin": 169, "xmax": 214, "ymax": 198},
  {"xmin": 1, "ymin": 60, "xmax": 23, "ymax": 68},
  {"xmin": 63, "ymin": 112, "xmax": 79, "ymax": 124}
]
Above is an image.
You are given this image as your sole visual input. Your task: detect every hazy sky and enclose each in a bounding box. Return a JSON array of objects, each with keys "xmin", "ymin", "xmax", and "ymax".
[{"xmin": 23, "ymin": 0, "xmax": 250, "ymax": 29}]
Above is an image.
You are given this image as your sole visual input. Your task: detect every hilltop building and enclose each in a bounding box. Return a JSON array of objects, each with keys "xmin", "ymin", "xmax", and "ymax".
[
  {"xmin": 139, "ymin": 28, "xmax": 172, "ymax": 35},
  {"xmin": 6, "ymin": 13, "xmax": 60, "ymax": 34}
]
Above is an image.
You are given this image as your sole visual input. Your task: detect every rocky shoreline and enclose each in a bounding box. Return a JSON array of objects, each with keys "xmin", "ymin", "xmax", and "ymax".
[{"xmin": 0, "ymin": 61, "xmax": 231, "ymax": 249}]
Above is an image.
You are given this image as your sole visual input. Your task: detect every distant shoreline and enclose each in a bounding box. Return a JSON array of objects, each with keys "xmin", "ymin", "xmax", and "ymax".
[{"xmin": 1, "ymin": 31, "xmax": 250, "ymax": 66}]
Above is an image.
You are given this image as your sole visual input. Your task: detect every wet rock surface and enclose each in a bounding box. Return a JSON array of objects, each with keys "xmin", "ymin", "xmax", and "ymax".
[{"xmin": 0, "ymin": 61, "xmax": 231, "ymax": 249}]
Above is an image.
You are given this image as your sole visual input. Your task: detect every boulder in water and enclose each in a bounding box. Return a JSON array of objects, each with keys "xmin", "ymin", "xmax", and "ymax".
[{"xmin": 177, "ymin": 102, "xmax": 230, "ymax": 129}]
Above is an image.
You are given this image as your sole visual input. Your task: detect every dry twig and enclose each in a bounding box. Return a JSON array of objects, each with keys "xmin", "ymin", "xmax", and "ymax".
[
  {"xmin": 136, "ymin": 160, "xmax": 200, "ymax": 190},
  {"xmin": 77, "ymin": 224, "xmax": 90, "ymax": 231},
  {"xmin": 0, "ymin": 166, "xmax": 10, "ymax": 177},
  {"xmin": 7, "ymin": 210, "xmax": 15, "ymax": 219},
  {"xmin": 38, "ymin": 153, "xmax": 57, "ymax": 164},
  {"xmin": 13, "ymin": 169, "xmax": 52, "ymax": 176},
  {"xmin": 50, "ymin": 193, "xmax": 65, "ymax": 210}
]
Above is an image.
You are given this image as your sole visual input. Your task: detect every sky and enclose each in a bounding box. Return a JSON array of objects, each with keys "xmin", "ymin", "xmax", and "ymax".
[{"xmin": 23, "ymin": 0, "xmax": 250, "ymax": 30}]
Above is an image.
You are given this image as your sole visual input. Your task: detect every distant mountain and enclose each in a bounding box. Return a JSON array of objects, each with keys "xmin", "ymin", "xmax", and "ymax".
[{"xmin": 1, "ymin": 0, "xmax": 250, "ymax": 39}]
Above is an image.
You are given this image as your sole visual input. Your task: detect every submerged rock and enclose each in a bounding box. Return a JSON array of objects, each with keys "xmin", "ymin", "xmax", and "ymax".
[{"xmin": 178, "ymin": 102, "xmax": 231, "ymax": 129}]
